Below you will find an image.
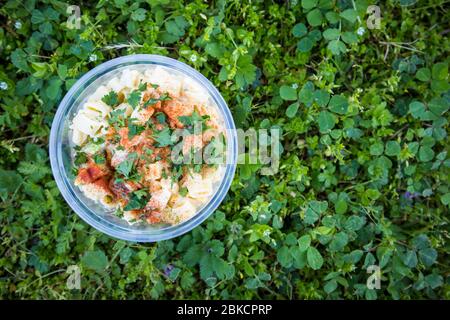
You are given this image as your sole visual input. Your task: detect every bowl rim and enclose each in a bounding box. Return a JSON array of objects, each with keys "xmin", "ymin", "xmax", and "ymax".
[{"xmin": 49, "ymin": 54, "xmax": 237, "ymax": 242}]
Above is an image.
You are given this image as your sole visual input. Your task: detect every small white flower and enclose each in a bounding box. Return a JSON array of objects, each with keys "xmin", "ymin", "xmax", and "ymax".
[
  {"xmin": 88, "ymin": 54, "xmax": 97, "ymax": 62},
  {"xmin": 357, "ymin": 27, "xmax": 365, "ymax": 36},
  {"xmin": 263, "ymin": 230, "xmax": 271, "ymax": 237},
  {"xmin": 292, "ymin": 83, "xmax": 299, "ymax": 89},
  {"xmin": 14, "ymin": 21, "xmax": 22, "ymax": 30},
  {"xmin": 0, "ymin": 82, "xmax": 8, "ymax": 90},
  {"xmin": 259, "ymin": 214, "xmax": 267, "ymax": 220},
  {"xmin": 189, "ymin": 54, "xmax": 197, "ymax": 62}
]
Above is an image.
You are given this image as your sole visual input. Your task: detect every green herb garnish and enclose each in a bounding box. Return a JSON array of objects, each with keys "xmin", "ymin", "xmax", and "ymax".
[{"xmin": 102, "ymin": 90, "xmax": 120, "ymax": 107}]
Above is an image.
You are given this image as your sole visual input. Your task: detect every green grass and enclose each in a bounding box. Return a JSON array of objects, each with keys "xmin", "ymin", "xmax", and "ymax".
[{"xmin": 0, "ymin": 0, "xmax": 449, "ymax": 299}]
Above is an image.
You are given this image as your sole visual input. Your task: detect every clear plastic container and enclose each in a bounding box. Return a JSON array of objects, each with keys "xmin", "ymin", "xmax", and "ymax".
[{"xmin": 49, "ymin": 54, "xmax": 237, "ymax": 242}]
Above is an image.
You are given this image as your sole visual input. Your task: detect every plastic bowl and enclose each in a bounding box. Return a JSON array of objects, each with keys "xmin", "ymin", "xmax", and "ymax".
[{"xmin": 49, "ymin": 54, "xmax": 237, "ymax": 242}]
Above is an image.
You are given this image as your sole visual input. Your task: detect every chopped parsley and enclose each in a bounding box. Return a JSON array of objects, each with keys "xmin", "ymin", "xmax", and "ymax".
[
  {"xmin": 93, "ymin": 153, "xmax": 106, "ymax": 164},
  {"xmin": 116, "ymin": 152, "xmax": 138, "ymax": 178},
  {"xmin": 101, "ymin": 90, "xmax": 120, "ymax": 107},
  {"xmin": 108, "ymin": 108, "xmax": 127, "ymax": 127},
  {"xmin": 144, "ymin": 147, "xmax": 153, "ymax": 155},
  {"xmin": 143, "ymin": 92, "xmax": 172, "ymax": 108},
  {"xmin": 171, "ymin": 163, "xmax": 184, "ymax": 183},
  {"xmin": 178, "ymin": 109, "xmax": 210, "ymax": 133},
  {"xmin": 127, "ymin": 90, "xmax": 142, "ymax": 109},
  {"xmin": 138, "ymin": 81, "xmax": 148, "ymax": 91},
  {"xmin": 74, "ymin": 151, "xmax": 87, "ymax": 166},
  {"xmin": 92, "ymin": 137, "xmax": 105, "ymax": 145},
  {"xmin": 152, "ymin": 127, "xmax": 175, "ymax": 147},
  {"xmin": 179, "ymin": 186, "xmax": 188, "ymax": 197},
  {"xmin": 128, "ymin": 122, "xmax": 146, "ymax": 139},
  {"xmin": 124, "ymin": 189, "xmax": 150, "ymax": 211},
  {"xmin": 155, "ymin": 112, "xmax": 167, "ymax": 124}
]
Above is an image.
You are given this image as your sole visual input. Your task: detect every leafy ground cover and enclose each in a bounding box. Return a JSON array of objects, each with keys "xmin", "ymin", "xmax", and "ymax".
[{"xmin": 0, "ymin": 0, "xmax": 449, "ymax": 299}]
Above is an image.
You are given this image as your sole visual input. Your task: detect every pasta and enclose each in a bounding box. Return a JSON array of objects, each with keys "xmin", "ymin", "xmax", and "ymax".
[{"xmin": 70, "ymin": 66, "xmax": 226, "ymax": 225}]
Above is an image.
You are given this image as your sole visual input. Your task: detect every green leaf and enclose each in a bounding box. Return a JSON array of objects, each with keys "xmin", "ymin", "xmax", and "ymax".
[
  {"xmin": 409, "ymin": 101, "xmax": 426, "ymax": 119},
  {"xmin": 124, "ymin": 190, "xmax": 149, "ymax": 211},
  {"xmin": 329, "ymin": 232, "xmax": 348, "ymax": 251},
  {"xmin": 431, "ymin": 62, "xmax": 448, "ymax": 80},
  {"xmin": 325, "ymin": 11, "xmax": 340, "ymax": 23},
  {"xmin": 335, "ymin": 199, "xmax": 348, "ymax": 214},
  {"xmin": 340, "ymin": 9, "xmax": 358, "ymax": 23},
  {"xmin": 344, "ymin": 216, "xmax": 365, "ymax": 231},
  {"xmin": 279, "ymin": 85, "xmax": 297, "ymax": 101},
  {"xmin": 297, "ymin": 37, "xmax": 314, "ymax": 52},
  {"xmin": 304, "ymin": 200, "xmax": 328, "ymax": 225},
  {"xmin": 418, "ymin": 248, "xmax": 437, "ymax": 267},
  {"xmin": 307, "ymin": 9, "xmax": 323, "ymax": 27},
  {"xmin": 307, "ymin": 246, "xmax": 323, "ymax": 270},
  {"xmin": 431, "ymin": 79, "xmax": 450, "ymax": 93},
  {"xmin": 418, "ymin": 146, "xmax": 435, "ymax": 162},
  {"xmin": 441, "ymin": 193, "xmax": 450, "ymax": 206},
  {"xmin": 323, "ymin": 28, "xmax": 340, "ymax": 40},
  {"xmin": 116, "ymin": 153, "xmax": 137, "ymax": 177},
  {"xmin": 286, "ymin": 102, "xmax": 300, "ymax": 118},
  {"xmin": 127, "ymin": 90, "xmax": 142, "ymax": 108},
  {"xmin": 235, "ymin": 55, "xmax": 257, "ymax": 88},
  {"xmin": 0, "ymin": 170, "xmax": 23, "ymax": 200},
  {"xmin": 385, "ymin": 141, "xmax": 401, "ymax": 157},
  {"xmin": 428, "ymin": 97, "xmax": 448, "ymax": 116},
  {"xmin": 328, "ymin": 95, "xmax": 348, "ymax": 114},
  {"xmin": 324, "ymin": 280, "xmax": 337, "ymax": 294},
  {"xmin": 165, "ymin": 16, "xmax": 188, "ymax": 37},
  {"xmin": 328, "ymin": 40, "xmax": 346, "ymax": 55},
  {"xmin": 205, "ymin": 42, "xmax": 226, "ymax": 59},
  {"xmin": 341, "ymin": 31, "xmax": 358, "ymax": 44},
  {"xmin": 313, "ymin": 90, "xmax": 330, "ymax": 107},
  {"xmin": 11, "ymin": 49, "xmax": 30, "ymax": 72},
  {"xmin": 292, "ymin": 23, "xmax": 308, "ymax": 38},
  {"xmin": 302, "ymin": 0, "xmax": 318, "ymax": 10},
  {"xmin": 31, "ymin": 9, "xmax": 46, "ymax": 24},
  {"xmin": 131, "ymin": 8, "xmax": 147, "ymax": 22},
  {"xmin": 298, "ymin": 235, "xmax": 311, "ymax": 251},
  {"xmin": 152, "ymin": 127, "xmax": 175, "ymax": 147},
  {"xmin": 81, "ymin": 250, "xmax": 108, "ymax": 272},
  {"xmin": 416, "ymin": 68, "xmax": 431, "ymax": 81},
  {"xmin": 102, "ymin": 91, "xmax": 120, "ymax": 107},
  {"xmin": 425, "ymin": 274, "xmax": 443, "ymax": 289},
  {"xmin": 45, "ymin": 78, "xmax": 62, "ymax": 101},
  {"xmin": 403, "ymin": 250, "xmax": 418, "ymax": 268},
  {"xmin": 291, "ymin": 247, "xmax": 307, "ymax": 269},
  {"xmin": 277, "ymin": 246, "xmax": 293, "ymax": 268},
  {"xmin": 370, "ymin": 142, "xmax": 384, "ymax": 156},
  {"xmin": 298, "ymin": 81, "xmax": 315, "ymax": 106},
  {"xmin": 318, "ymin": 111, "xmax": 336, "ymax": 133}
]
